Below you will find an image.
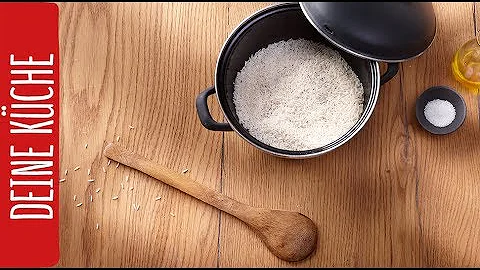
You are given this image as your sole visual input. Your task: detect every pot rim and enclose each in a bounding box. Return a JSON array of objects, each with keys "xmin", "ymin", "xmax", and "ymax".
[{"xmin": 214, "ymin": 2, "xmax": 381, "ymax": 159}]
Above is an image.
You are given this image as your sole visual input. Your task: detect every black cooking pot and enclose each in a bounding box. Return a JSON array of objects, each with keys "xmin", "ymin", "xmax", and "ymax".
[{"xmin": 196, "ymin": 3, "xmax": 436, "ymax": 158}]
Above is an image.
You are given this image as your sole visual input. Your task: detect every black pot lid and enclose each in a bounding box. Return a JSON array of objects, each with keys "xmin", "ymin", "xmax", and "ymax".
[{"xmin": 299, "ymin": 2, "xmax": 436, "ymax": 62}]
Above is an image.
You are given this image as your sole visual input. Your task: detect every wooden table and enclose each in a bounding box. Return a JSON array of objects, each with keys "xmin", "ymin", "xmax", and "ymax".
[{"xmin": 57, "ymin": 2, "xmax": 480, "ymax": 267}]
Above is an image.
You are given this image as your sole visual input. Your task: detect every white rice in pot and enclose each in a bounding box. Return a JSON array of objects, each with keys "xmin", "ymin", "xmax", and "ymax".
[{"xmin": 233, "ymin": 38, "xmax": 364, "ymax": 151}]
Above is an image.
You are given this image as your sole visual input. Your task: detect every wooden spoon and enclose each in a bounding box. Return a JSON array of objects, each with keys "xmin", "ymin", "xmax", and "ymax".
[{"xmin": 104, "ymin": 142, "xmax": 317, "ymax": 262}]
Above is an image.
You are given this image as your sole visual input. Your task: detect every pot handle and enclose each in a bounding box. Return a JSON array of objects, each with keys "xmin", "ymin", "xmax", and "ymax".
[
  {"xmin": 380, "ymin": 62, "xmax": 399, "ymax": 85},
  {"xmin": 196, "ymin": 86, "xmax": 233, "ymax": 131}
]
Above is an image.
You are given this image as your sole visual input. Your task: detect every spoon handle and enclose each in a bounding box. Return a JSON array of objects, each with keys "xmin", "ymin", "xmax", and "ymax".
[{"xmin": 103, "ymin": 143, "xmax": 255, "ymax": 221}]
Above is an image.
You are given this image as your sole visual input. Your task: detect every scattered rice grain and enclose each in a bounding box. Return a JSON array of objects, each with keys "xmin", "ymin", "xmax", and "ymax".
[
  {"xmin": 76, "ymin": 203, "xmax": 83, "ymax": 207},
  {"xmin": 74, "ymin": 166, "xmax": 80, "ymax": 171},
  {"xmin": 170, "ymin": 212, "xmax": 175, "ymax": 217},
  {"xmin": 87, "ymin": 168, "xmax": 91, "ymax": 175},
  {"xmin": 88, "ymin": 179, "xmax": 95, "ymax": 183},
  {"xmin": 102, "ymin": 167, "xmax": 106, "ymax": 173},
  {"xmin": 95, "ymin": 188, "xmax": 101, "ymax": 193},
  {"xmin": 155, "ymin": 196, "xmax": 162, "ymax": 201},
  {"xmin": 96, "ymin": 223, "xmax": 99, "ymax": 230},
  {"xmin": 90, "ymin": 195, "xmax": 93, "ymax": 202},
  {"xmin": 181, "ymin": 169, "xmax": 188, "ymax": 174},
  {"xmin": 84, "ymin": 143, "xmax": 88, "ymax": 149},
  {"xmin": 116, "ymin": 136, "xmax": 120, "ymax": 142},
  {"xmin": 116, "ymin": 162, "xmax": 120, "ymax": 168},
  {"xmin": 59, "ymin": 178, "xmax": 66, "ymax": 183},
  {"xmin": 126, "ymin": 176, "xmax": 129, "ymax": 182},
  {"xmin": 128, "ymin": 125, "xmax": 134, "ymax": 129},
  {"xmin": 107, "ymin": 160, "xmax": 111, "ymax": 166},
  {"xmin": 129, "ymin": 187, "xmax": 134, "ymax": 191},
  {"xmin": 73, "ymin": 195, "xmax": 77, "ymax": 201},
  {"xmin": 65, "ymin": 169, "xmax": 68, "ymax": 175},
  {"xmin": 121, "ymin": 183, "xmax": 124, "ymax": 189},
  {"xmin": 112, "ymin": 196, "xmax": 119, "ymax": 200}
]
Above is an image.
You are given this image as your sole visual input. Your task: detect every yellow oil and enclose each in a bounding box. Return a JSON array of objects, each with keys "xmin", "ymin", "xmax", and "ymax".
[{"xmin": 452, "ymin": 38, "xmax": 480, "ymax": 91}]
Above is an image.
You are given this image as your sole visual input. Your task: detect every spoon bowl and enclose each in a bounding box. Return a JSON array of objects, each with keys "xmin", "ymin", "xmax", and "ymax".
[{"xmin": 247, "ymin": 209, "xmax": 317, "ymax": 261}]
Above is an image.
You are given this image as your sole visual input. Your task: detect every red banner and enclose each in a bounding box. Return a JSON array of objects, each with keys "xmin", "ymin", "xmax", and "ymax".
[{"xmin": 0, "ymin": 2, "xmax": 59, "ymax": 267}]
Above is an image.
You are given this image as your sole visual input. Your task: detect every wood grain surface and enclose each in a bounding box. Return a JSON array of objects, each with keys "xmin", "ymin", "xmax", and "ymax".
[{"xmin": 58, "ymin": 2, "xmax": 480, "ymax": 267}]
